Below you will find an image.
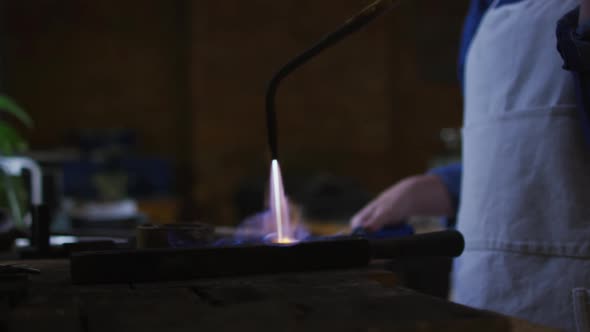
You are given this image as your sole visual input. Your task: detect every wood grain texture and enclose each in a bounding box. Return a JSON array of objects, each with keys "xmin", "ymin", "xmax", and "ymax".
[{"xmin": 1, "ymin": 259, "xmax": 559, "ymax": 332}]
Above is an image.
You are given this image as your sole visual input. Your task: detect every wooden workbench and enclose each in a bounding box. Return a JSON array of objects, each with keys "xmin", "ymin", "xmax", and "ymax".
[{"xmin": 1, "ymin": 260, "xmax": 554, "ymax": 332}]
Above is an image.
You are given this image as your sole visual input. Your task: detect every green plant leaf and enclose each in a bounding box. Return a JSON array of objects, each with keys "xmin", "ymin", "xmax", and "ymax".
[
  {"xmin": 0, "ymin": 122, "xmax": 27, "ymax": 154},
  {"xmin": 0, "ymin": 95, "xmax": 33, "ymax": 128}
]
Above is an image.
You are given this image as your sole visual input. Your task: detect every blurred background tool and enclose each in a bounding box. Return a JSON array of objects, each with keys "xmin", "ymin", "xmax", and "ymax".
[{"xmin": 136, "ymin": 223, "xmax": 214, "ymax": 249}]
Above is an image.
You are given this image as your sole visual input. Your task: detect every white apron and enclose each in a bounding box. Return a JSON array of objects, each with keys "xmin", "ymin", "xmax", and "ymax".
[{"xmin": 454, "ymin": 0, "xmax": 590, "ymax": 331}]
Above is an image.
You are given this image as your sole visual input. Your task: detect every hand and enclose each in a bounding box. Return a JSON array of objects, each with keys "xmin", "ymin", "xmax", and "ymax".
[
  {"xmin": 350, "ymin": 177, "xmax": 416, "ymax": 232},
  {"xmin": 350, "ymin": 175, "xmax": 454, "ymax": 232}
]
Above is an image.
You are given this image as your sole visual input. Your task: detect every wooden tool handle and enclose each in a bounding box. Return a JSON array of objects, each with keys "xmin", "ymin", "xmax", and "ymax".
[{"xmin": 369, "ymin": 230, "xmax": 465, "ymax": 259}]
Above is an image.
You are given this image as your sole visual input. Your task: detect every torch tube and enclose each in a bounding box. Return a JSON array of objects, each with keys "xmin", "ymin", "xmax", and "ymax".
[{"xmin": 265, "ymin": 0, "xmax": 399, "ymax": 160}]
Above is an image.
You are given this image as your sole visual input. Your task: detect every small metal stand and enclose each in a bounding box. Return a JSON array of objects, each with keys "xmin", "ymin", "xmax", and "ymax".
[
  {"xmin": 0, "ymin": 156, "xmax": 53, "ymax": 258},
  {"xmin": 25, "ymin": 204, "xmax": 52, "ymax": 258}
]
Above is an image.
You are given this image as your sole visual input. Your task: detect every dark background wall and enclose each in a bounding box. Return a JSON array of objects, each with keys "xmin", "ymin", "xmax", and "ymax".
[{"xmin": 1, "ymin": 0, "xmax": 468, "ymax": 225}]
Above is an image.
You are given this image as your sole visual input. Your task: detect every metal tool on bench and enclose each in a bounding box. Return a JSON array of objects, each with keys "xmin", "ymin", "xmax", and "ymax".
[
  {"xmin": 0, "ymin": 156, "xmax": 52, "ymax": 257},
  {"xmin": 0, "ymin": 264, "xmax": 41, "ymax": 275},
  {"xmin": 70, "ymin": 230, "xmax": 464, "ymax": 284}
]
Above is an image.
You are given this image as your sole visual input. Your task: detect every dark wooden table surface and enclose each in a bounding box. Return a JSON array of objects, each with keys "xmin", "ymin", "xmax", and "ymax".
[{"xmin": 0, "ymin": 259, "xmax": 555, "ymax": 332}]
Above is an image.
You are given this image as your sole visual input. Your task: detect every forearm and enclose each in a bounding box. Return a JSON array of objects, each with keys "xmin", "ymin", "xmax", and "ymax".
[
  {"xmin": 351, "ymin": 172, "xmax": 458, "ymax": 231},
  {"xmin": 398, "ymin": 175, "xmax": 455, "ymax": 219}
]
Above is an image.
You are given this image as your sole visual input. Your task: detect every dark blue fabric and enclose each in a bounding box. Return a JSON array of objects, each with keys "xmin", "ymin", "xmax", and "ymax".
[
  {"xmin": 574, "ymin": 72, "xmax": 590, "ymax": 146},
  {"xmin": 557, "ymin": 9, "xmax": 590, "ymax": 72},
  {"xmin": 428, "ymin": 163, "xmax": 462, "ymax": 227},
  {"xmin": 428, "ymin": 164, "xmax": 462, "ymax": 213},
  {"xmin": 352, "ymin": 223, "xmax": 415, "ymax": 239},
  {"xmin": 496, "ymin": 0, "xmax": 525, "ymax": 6},
  {"xmin": 557, "ymin": 8, "xmax": 590, "ymax": 147}
]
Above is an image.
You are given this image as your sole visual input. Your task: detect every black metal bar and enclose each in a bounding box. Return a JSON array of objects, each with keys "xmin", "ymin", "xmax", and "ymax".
[
  {"xmin": 173, "ymin": 0, "xmax": 200, "ymax": 220},
  {"xmin": 70, "ymin": 230, "xmax": 464, "ymax": 284},
  {"xmin": 370, "ymin": 230, "xmax": 465, "ymax": 259},
  {"xmin": 30, "ymin": 204, "xmax": 50, "ymax": 254},
  {"xmin": 71, "ymin": 238, "xmax": 371, "ymax": 284}
]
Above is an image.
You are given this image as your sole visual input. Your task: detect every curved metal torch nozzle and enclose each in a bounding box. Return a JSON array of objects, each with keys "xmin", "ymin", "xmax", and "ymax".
[
  {"xmin": 347, "ymin": 0, "xmax": 398, "ymax": 24},
  {"xmin": 265, "ymin": 0, "xmax": 401, "ymax": 160}
]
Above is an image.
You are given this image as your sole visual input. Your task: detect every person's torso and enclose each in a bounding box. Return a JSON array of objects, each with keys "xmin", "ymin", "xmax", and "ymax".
[
  {"xmin": 454, "ymin": 1, "xmax": 590, "ymax": 329},
  {"xmin": 458, "ymin": 0, "xmax": 590, "ymax": 258}
]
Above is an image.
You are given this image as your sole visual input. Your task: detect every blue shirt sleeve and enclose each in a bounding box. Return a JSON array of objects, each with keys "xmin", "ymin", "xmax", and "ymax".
[
  {"xmin": 427, "ymin": 163, "xmax": 462, "ymax": 228},
  {"xmin": 428, "ymin": 163, "xmax": 462, "ymax": 214},
  {"xmin": 458, "ymin": 0, "xmax": 493, "ymax": 87}
]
